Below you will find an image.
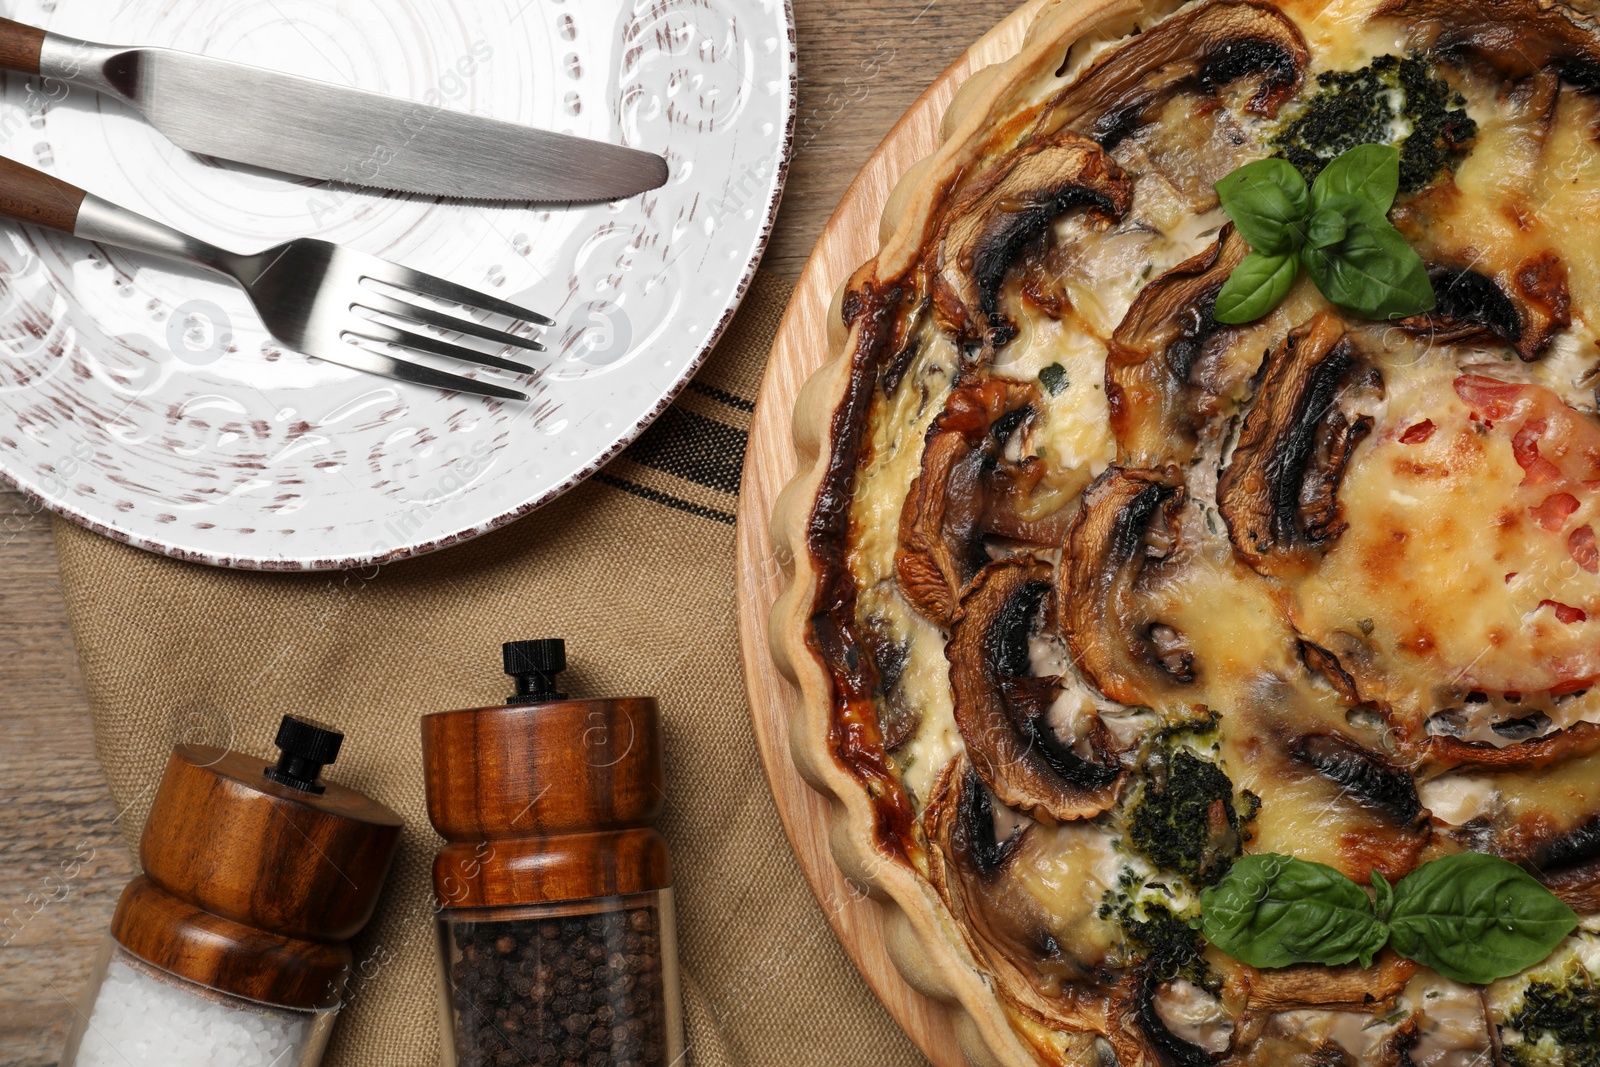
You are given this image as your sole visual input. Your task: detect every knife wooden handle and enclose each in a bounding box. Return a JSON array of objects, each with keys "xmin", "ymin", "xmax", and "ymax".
[
  {"xmin": 0, "ymin": 155, "xmax": 85, "ymax": 233},
  {"xmin": 0, "ymin": 19, "xmax": 44, "ymax": 75}
]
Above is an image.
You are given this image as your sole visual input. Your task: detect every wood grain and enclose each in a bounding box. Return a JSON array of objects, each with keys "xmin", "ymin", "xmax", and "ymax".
[
  {"xmin": 0, "ymin": 156, "xmax": 84, "ymax": 234},
  {"xmin": 139, "ymin": 746, "xmax": 402, "ymax": 942},
  {"xmin": 734, "ymin": 6, "xmax": 1048, "ymax": 1066},
  {"xmin": 422, "ymin": 698, "xmax": 672, "ymax": 906},
  {"xmin": 422, "ymin": 699, "xmax": 666, "ymax": 838},
  {"xmin": 0, "ymin": 488, "xmax": 135, "ymax": 1067},
  {"xmin": 0, "ymin": 0, "xmax": 1033, "ymax": 1060},
  {"xmin": 434, "ymin": 829, "xmax": 673, "ymax": 908},
  {"xmin": 0, "ymin": 19, "xmax": 45, "ymax": 77},
  {"xmin": 110, "ymin": 874, "xmax": 356, "ymax": 1011}
]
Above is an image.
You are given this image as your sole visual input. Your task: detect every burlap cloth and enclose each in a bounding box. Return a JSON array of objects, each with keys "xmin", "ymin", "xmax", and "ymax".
[{"xmin": 51, "ymin": 272, "xmax": 930, "ymax": 1067}]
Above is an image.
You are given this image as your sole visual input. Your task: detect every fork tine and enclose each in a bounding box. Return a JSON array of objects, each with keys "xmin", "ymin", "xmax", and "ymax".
[
  {"xmin": 314, "ymin": 341, "xmax": 527, "ymax": 402},
  {"xmin": 354, "ymin": 292, "xmax": 546, "ymax": 353},
  {"xmin": 348, "ymin": 323, "xmax": 536, "ymax": 375},
  {"xmin": 363, "ymin": 265, "xmax": 555, "ymax": 325}
]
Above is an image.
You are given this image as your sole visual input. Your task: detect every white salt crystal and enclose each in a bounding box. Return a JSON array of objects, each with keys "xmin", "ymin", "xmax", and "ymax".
[{"xmin": 75, "ymin": 957, "xmax": 316, "ymax": 1067}]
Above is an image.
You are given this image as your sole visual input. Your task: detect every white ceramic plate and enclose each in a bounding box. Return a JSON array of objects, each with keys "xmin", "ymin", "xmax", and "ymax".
[{"xmin": 0, "ymin": 0, "xmax": 793, "ymax": 568}]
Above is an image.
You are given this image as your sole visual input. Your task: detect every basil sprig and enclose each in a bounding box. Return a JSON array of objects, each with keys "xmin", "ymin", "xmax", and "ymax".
[
  {"xmin": 1197, "ymin": 852, "xmax": 1578, "ymax": 985},
  {"xmin": 1212, "ymin": 144, "xmax": 1436, "ymax": 324}
]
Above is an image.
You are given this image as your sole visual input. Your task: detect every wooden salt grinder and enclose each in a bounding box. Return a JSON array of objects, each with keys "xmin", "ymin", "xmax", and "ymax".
[{"xmin": 111, "ymin": 716, "xmax": 404, "ymax": 1010}]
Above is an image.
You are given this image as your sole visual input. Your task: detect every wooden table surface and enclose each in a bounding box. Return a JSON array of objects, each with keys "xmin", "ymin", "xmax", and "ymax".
[{"xmin": 0, "ymin": 0, "xmax": 1019, "ymax": 1062}]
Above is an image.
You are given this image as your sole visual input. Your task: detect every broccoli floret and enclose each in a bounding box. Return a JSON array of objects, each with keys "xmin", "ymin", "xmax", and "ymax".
[
  {"xmin": 1101, "ymin": 889, "xmax": 1208, "ymax": 984},
  {"xmin": 1272, "ymin": 53, "xmax": 1477, "ymax": 193},
  {"xmin": 1128, "ymin": 747, "xmax": 1245, "ymax": 885},
  {"xmin": 1123, "ymin": 901, "xmax": 1203, "ymax": 981},
  {"xmin": 1237, "ymin": 789, "xmax": 1262, "ymax": 830},
  {"xmin": 1503, "ymin": 968, "xmax": 1600, "ymax": 1067}
]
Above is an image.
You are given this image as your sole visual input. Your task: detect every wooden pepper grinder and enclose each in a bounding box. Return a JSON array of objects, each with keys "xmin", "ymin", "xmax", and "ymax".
[
  {"xmin": 422, "ymin": 639, "xmax": 685, "ymax": 1067},
  {"xmin": 59, "ymin": 716, "xmax": 403, "ymax": 1067}
]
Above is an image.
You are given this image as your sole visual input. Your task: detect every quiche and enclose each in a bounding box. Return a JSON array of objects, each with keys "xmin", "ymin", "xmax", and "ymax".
[{"xmin": 769, "ymin": 0, "xmax": 1600, "ymax": 1063}]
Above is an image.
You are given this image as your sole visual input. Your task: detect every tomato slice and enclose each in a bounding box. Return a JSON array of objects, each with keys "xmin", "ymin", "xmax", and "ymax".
[
  {"xmin": 1455, "ymin": 375, "xmax": 1600, "ymax": 565},
  {"xmin": 1399, "ymin": 419, "xmax": 1436, "ymax": 444},
  {"xmin": 1453, "ymin": 374, "xmax": 1528, "ymax": 422},
  {"xmin": 1571, "ymin": 525, "xmax": 1599, "ymax": 573},
  {"xmin": 1539, "ymin": 599, "xmax": 1589, "ymax": 625},
  {"xmin": 1532, "ymin": 492, "xmax": 1580, "ymax": 531}
]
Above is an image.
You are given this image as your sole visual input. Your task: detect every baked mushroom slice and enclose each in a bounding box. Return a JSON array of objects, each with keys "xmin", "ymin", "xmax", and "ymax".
[
  {"xmin": 1394, "ymin": 256, "xmax": 1572, "ymax": 362},
  {"xmin": 1430, "ymin": 752, "xmax": 1600, "ymax": 908},
  {"xmin": 1232, "ymin": 955, "xmax": 1419, "ymax": 1015},
  {"xmin": 860, "ymin": 615, "xmax": 920, "ymax": 750},
  {"xmin": 1106, "ymin": 226, "xmax": 1250, "ymax": 467},
  {"xmin": 1538, "ymin": 831, "xmax": 1600, "ymax": 912},
  {"xmin": 1045, "ymin": 0, "xmax": 1310, "ymax": 144},
  {"xmin": 1375, "ymin": 0, "xmax": 1600, "ymax": 90},
  {"xmin": 1297, "ymin": 640, "xmax": 1362, "ymax": 705},
  {"xmin": 1494, "ymin": 808, "xmax": 1600, "ymax": 913},
  {"xmin": 1062, "ymin": 467, "xmax": 1195, "ymax": 706},
  {"xmin": 1222, "ymin": 971, "xmax": 1428, "ymax": 1067},
  {"xmin": 947, "ymin": 558, "xmax": 1127, "ymax": 823},
  {"xmin": 897, "ymin": 429, "xmax": 993, "ymax": 625},
  {"xmin": 1218, "ymin": 314, "xmax": 1383, "ymax": 575},
  {"xmin": 1291, "ymin": 732, "xmax": 1426, "ymax": 830},
  {"xmin": 1133, "ymin": 971, "xmax": 1234, "ymax": 1067},
  {"xmin": 1421, "ymin": 718, "xmax": 1600, "ymax": 775},
  {"xmin": 1532, "ymin": 812, "xmax": 1600, "ymax": 874},
  {"xmin": 1398, "ymin": 264, "xmax": 1522, "ymax": 350},
  {"xmin": 895, "ymin": 379, "xmax": 1074, "ymax": 624},
  {"xmin": 930, "ymin": 132, "xmax": 1132, "ymax": 353},
  {"xmin": 1221, "ymin": 694, "xmax": 1431, "ymax": 882},
  {"xmin": 922, "ymin": 758, "xmax": 1126, "ymax": 1014},
  {"xmin": 924, "ymin": 760, "xmax": 1057, "ymax": 1010}
]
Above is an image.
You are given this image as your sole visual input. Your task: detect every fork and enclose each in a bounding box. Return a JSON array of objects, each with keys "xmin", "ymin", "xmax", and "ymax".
[{"xmin": 0, "ymin": 155, "xmax": 548, "ymax": 401}]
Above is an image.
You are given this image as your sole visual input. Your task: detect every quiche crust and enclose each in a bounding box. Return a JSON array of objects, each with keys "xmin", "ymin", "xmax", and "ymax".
[{"xmin": 771, "ymin": 5, "xmax": 1149, "ymax": 1063}]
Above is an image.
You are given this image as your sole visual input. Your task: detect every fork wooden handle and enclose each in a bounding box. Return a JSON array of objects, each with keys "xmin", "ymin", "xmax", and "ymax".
[
  {"xmin": 0, "ymin": 19, "xmax": 45, "ymax": 75},
  {"xmin": 0, "ymin": 154, "xmax": 85, "ymax": 233}
]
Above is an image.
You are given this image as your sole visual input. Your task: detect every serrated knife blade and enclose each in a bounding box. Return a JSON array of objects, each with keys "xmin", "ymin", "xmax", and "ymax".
[{"xmin": 0, "ymin": 18, "xmax": 668, "ymax": 202}]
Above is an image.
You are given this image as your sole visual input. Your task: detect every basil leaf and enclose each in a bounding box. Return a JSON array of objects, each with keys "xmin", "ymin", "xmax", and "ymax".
[
  {"xmin": 1312, "ymin": 143, "xmax": 1400, "ymax": 215},
  {"xmin": 1038, "ymin": 362, "xmax": 1068, "ymax": 396},
  {"xmin": 1213, "ymin": 252, "xmax": 1299, "ymax": 325},
  {"xmin": 1371, "ymin": 871, "xmax": 1395, "ymax": 923},
  {"xmin": 1198, "ymin": 853, "xmax": 1390, "ymax": 969},
  {"xmin": 1305, "ymin": 205, "xmax": 1348, "ymax": 250},
  {"xmin": 1214, "ymin": 158, "xmax": 1309, "ymax": 257},
  {"xmin": 1300, "ymin": 199, "xmax": 1435, "ymax": 319},
  {"xmin": 1388, "ymin": 853, "xmax": 1578, "ymax": 985}
]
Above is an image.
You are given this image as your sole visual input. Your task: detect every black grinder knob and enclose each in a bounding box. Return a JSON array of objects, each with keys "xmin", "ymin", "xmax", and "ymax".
[
  {"xmin": 504, "ymin": 639, "xmax": 568, "ymax": 704},
  {"xmin": 263, "ymin": 715, "xmax": 344, "ymax": 794}
]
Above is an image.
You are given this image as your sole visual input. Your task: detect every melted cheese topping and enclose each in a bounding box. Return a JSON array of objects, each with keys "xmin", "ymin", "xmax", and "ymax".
[
  {"xmin": 1293, "ymin": 358, "xmax": 1600, "ymax": 707},
  {"xmin": 1401, "ymin": 977, "xmax": 1496, "ymax": 1067},
  {"xmin": 848, "ymin": 329, "xmax": 959, "ymax": 590},
  {"xmin": 1278, "ymin": 0, "xmax": 1409, "ymax": 72},
  {"xmin": 998, "ymin": 314, "xmax": 1118, "ymax": 475},
  {"xmin": 1009, "ymin": 820, "xmax": 1125, "ymax": 958}
]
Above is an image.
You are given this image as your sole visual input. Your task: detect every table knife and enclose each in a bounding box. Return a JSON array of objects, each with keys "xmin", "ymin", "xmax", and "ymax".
[{"xmin": 0, "ymin": 18, "xmax": 668, "ymax": 202}]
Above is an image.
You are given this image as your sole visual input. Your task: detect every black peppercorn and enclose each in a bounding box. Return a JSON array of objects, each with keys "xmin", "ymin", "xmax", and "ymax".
[{"xmin": 447, "ymin": 903, "xmax": 670, "ymax": 1067}]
